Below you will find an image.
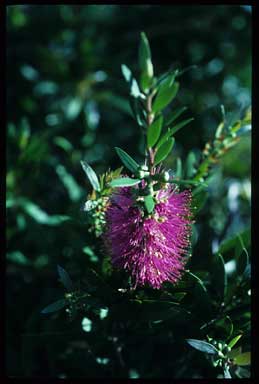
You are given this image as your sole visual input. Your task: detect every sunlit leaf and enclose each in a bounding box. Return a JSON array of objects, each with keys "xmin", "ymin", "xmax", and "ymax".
[
  {"xmin": 121, "ymin": 64, "xmax": 132, "ymax": 83},
  {"xmin": 139, "ymin": 31, "xmax": 153, "ymax": 91},
  {"xmin": 228, "ymin": 334, "xmax": 242, "ymax": 349},
  {"xmin": 109, "ymin": 177, "xmax": 141, "ymax": 187},
  {"xmin": 224, "ymin": 366, "xmax": 232, "ymax": 378},
  {"xmin": 186, "ymin": 339, "xmax": 218, "ymax": 354},
  {"xmin": 234, "ymin": 352, "xmax": 251, "ymax": 366},
  {"xmin": 80, "ymin": 160, "xmax": 100, "ymax": 192}
]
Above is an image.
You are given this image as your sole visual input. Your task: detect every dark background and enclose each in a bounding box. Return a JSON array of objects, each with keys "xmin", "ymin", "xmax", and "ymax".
[{"xmin": 6, "ymin": 5, "xmax": 251, "ymax": 378}]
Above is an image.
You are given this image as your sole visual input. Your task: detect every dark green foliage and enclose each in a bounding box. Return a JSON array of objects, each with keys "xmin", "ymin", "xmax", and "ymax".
[{"xmin": 6, "ymin": 4, "xmax": 251, "ymax": 379}]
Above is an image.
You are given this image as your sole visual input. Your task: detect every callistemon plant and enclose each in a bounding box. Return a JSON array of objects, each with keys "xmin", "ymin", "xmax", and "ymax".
[
  {"xmin": 41, "ymin": 32, "xmax": 251, "ymax": 380},
  {"xmin": 80, "ymin": 32, "xmax": 249, "ymax": 289},
  {"xmin": 81, "ymin": 32, "xmax": 197, "ymax": 289}
]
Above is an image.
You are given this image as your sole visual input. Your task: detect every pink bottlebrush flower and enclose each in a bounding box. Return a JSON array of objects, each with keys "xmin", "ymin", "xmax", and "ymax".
[{"xmin": 104, "ymin": 184, "xmax": 193, "ymax": 289}]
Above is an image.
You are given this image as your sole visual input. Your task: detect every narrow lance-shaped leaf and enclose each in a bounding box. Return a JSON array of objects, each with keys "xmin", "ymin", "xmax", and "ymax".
[
  {"xmin": 227, "ymin": 347, "xmax": 242, "ymax": 359},
  {"xmin": 121, "ymin": 64, "xmax": 143, "ymax": 99},
  {"xmin": 228, "ymin": 334, "xmax": 242, "ymax": 349},
  {"xmin": 175, "ymin": 157, "xmax": 182, "ymax": 178},
  {"xmin": 41, "ymin": 299, "xmax": 66, "ymax": 314},
  {"xmin": 109, "ymin": 177, "xmax": 141, "ymax": 188},
  {"xmin": 139, "ymin": 32, "xmax": 153, "ymax": 91},
  {"xmin": 170, "ymin": 117, "xmax": 194, "ymax": 136},
  {"xmin": 186, "ymin": 339, "xmax": 218, "ymax": 354},
  {"xmin": 121, "ymin": 64, "xmax": 132, "ymax": 83},
  {"xmin": 154, "ymin": 137, "xmax": 175, "ymax": 165},
  {"xmin": 153, "ymin": 80, "xmax": 179, "ymax": 113},
  {"xmin": 57, "ymin": 265, "xmax": 73, "ymax": 292},
  {"xmin": 130, "ymin": 97, "xmax": 145, "ymax": 127},
  {"xmin": 224, "ymin": 366, "xmax": 232, "ymax": 379},
  {"xmin": 115, "ymin": 147, "xmax": 140, "ymax": 174},
  {"xmin": 156, "ymin": 118, "xmax": 194, "ymax": 150},
  {"xmin": 130, "ymin": 78, "xmax": 142, "ymax": 99},
  {"xmin": 165, "ymin": 106, "xmax": 187, "ymax": 127},
  {"xmin": 211, "ymin": 253, "xmax": 227, "ymax": 300},
  {"xmin": 81, "ymin": 160, "xmax": 100, "ymax": 192},
  {"xmin": 171, "ymin": 179, "xmax": 207, "ymax": 187},
  {"xmin": 144, "ymin": 195, "xmax": 155, "ymax": 213},
  {"xmin": 147, "ymin": 115, "xmax": 163, "ymax": 148},
  {"xmin": 186, "ymin": 151, "xmax": 197, "ymax": 178}
]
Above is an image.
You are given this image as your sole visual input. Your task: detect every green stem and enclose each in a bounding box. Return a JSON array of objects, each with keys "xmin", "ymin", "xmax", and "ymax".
[{"xmin": 145, "ymin": 93, "xmax": 156, "ymax": 174}]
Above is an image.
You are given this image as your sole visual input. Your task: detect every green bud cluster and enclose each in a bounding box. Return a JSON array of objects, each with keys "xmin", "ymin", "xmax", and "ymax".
[
  {"xmin": 194, "ymin": 110, "xmax": 250, "ymax": 182},
  {"xmin": 137, "ymin": 164, "xmax": 150, "ymax": 179},
  {"xmin": 84, "ymin": 196, "xmax": 109, "ymax": 237}
]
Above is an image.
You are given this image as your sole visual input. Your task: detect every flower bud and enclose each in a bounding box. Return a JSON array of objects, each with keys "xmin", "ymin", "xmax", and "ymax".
[
  {"xmin": 163, "ymin": 171, "xmax": 170, "ymax": 182},
  {"xmin": 140, "ymin": 164, "xmax": 148, "ymax": 172},
  {"xmin": 138, "ymin": 170, "xmax": 146, "ymax": 179}
]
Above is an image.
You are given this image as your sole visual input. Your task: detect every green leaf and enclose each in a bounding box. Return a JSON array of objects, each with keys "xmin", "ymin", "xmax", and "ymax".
[
  {"xmin": 41, "ymin": 299, "xmax": 66, "ymax": 314},
  {"xmin": 236, "ymin": 233, "xmax": 250, "ymax": 275},
  {"xmin": 224, "ymin": 366, "xmax": 232, "ymax": 378},
  {"xmin": 115, "ymin": 147, "xmax": 140, "ymax": 174},
  {"xmin": 175, "ymin": 157, "xmax": 182, "ymax": 178},
  {"xmin": 20, "ymin": 199, "xmax": 70, "ymax": 226},
  {"xmin": 228, "ymin": 334, "xmax": 242, "ymax": 349},
  {"xmin": 168, "ymin": 118, "xmax": 194, "ymax": 137},
  {"xmin": 155, "ymin": 128, "xmax": 173, "ymax": 150},
  {"xmin": 129, "ymin": 97, "xmax": 146, "ymax": 127},
  {"xmin": 121, "ymin": 64, "xmax": 132, "ymax": 83},
  {"xmin": 153, "ymin": 80, "xmax": 179, "ymax": 113},
  {"xmin": 144, "ymin": 195, "xmax": 155, "ymax": 213},
  {"xmin": 109, "ymin": 177, "xmax": 141, "ymax": 187},
  {"xmin": 80, "ymin": 160, "xmax": 100, "ymax": 192},
  {"xmin": 57, "ymin": 265, "xmax": 73, "ymax": 292},
  {"xmin": 186, "ymin": 271, "xmax": 207, "ymax": 292},
  {"xmin": 227, "ymin": 347, "xmax": 242, "ymax": 359},
  {"xmin": 211, "ymin": 253, "xmax": 227, "ymax": 300},
  {"xmin": 234, "ymin": 352, "xmax": 251, "ymax": 366},
  {"xmin": 243, "ymin": 263, "xmax": 251, "ymax": 280},
  {"xmin": 165, "ymin": 106, "xmax": 187, "ymax": 127},
  {"xmin": 156, "ymin": 118, "xmax": 193, "ymax": 150},
  {"xmin": 186, "ymin": 151, "xmax": 197, "ymax": 178},
  {"xmin": 154, "ymin": 137, "xmax": 175, "ymax": 165},
  {"xmin": 192, "ymin": 188, "xmax": 208, "ymax": 212},
  {"xmin": 7, "ymin": 251, "xmax": 30, "ymax": 266},
  {"xmin": 130, "ymin": 78, "xmax": 142, "ymax": 98},
  {"xmin": 218, "ymin": 228, "xmax": 251, "ymax": 256},
  {"xmin": 147, "ymin": 115, "xmax": 163, "ymax": 148},
  {"xmin": 186, "ymin": 339, "xmax": 218, "ymax": 354},
  {"xmin": 56, "ymin": 164, "xmax": 82, "ymax": 202},
  {"xmin": 171, "ymin": 179, "xmax": 206, "ymax": 186},
  {"xmin": 139, "ymin": 32, "xmax": 153, "ymax": 91}
]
